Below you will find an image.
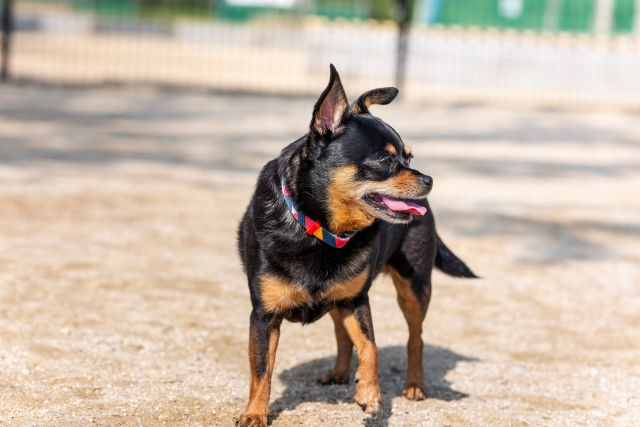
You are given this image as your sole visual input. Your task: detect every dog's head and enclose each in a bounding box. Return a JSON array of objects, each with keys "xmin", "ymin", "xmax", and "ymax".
[{"xmin": 297, "ymin": 65, "xmax": 433, "ymax": 236}]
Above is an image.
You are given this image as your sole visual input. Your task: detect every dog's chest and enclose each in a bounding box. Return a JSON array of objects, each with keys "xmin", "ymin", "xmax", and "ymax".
[
  {"xmin": 260, "ymin": 268, "xmax": 369, "ymax": 312},
  {"xmin": 259, "ymin": 264, "xmax": 372, "ymax": 324}
]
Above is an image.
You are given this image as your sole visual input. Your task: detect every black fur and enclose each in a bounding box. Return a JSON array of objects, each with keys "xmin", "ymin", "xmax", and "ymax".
[
  {"xmin": 234, "ymin": 65, "xmax": 476, "ymax": 426},
  {"xmin": 435, "ymin": 235, "xmax": 478, "ymax": 278}
]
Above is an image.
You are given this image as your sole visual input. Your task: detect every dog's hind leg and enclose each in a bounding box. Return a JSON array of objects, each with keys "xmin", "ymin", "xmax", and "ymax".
[
  {"xmin": 319, "ymin": 309, "xmax": 353, "ymax": 385},
  {"xmin": 388, "ymin": 265, "xmax": 431, "ymax": 400}
]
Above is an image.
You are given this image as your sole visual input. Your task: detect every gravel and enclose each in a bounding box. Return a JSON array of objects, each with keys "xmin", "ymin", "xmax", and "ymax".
[{"xmin": 0, "ymin": 85, "xmax": 639, "ymax": 426}]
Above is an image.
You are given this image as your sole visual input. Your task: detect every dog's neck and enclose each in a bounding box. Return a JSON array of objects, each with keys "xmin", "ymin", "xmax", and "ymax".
[
  {"xmin": 281, "ymin": 180, "xmax": 354, "ymax": 248},
  {"xmin": 278, "ymin": 135, "xmax": 366, "ymax": 242}
]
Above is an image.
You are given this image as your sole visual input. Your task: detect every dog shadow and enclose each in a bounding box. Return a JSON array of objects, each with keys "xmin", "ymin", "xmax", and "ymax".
[{"xmin": 268, "ymin": 344, "xmax": 478, "ymax": 426}]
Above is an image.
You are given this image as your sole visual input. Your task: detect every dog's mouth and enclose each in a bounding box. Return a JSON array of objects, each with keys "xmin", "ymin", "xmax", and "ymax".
[{"xmin": 364, "ymin": 193, "xmax": 427, "ymax": 221}]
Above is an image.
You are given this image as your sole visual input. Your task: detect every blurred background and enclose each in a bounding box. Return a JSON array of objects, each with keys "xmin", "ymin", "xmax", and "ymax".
[
  {"xmin": 1, "ymin": 0, "xmax": 640, "ymax": 426},
  {"xmin": 3, "ymin": 0, "xmax": 640, "ymax": 107}
]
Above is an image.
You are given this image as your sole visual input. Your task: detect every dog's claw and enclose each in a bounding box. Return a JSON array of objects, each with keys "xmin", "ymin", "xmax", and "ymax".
[
  {"xmin": 319, "ymin": 370, "xmax": 350, "ymax": 385},
  {"xmin": 354, "ymin": 373, "xmax": 380, "ymax": 417},
  {"xmin": 234, "ymin": 414, "xmax": 267, "ymax": 427},
  {"xmin": 403, "ymin": 383, "xmax": 428, "ymax": 401}
]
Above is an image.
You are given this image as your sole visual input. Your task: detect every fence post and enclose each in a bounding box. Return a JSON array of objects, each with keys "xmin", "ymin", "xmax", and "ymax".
[
  {"xmin": 395, "ymin": 0, "xmax": 410, "ymax": 95},
  {"xmin": 542, "ymin": 0, "xmax": 563, "ymax": 32},
  {"xmin": 593, "ymin": 0, "xmax": 614, "ymax": 36},
  {"xmin": 1, "ymin": 0, "xmax": 13, "ymax": 81},
  {"xmin": 636, "ymin": 0, "xmax": 640, "ymax": 38}
]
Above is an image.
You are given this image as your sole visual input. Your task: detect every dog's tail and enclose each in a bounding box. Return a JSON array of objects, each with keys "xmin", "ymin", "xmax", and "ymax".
[{"xmin": 435, "ymin": 234, "xmax": 478, "ymax": 278}]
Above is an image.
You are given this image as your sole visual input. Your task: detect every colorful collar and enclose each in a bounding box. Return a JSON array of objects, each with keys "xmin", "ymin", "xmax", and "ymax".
[{"xmin": 281, "ymin": 180, "xmax": 354, "ymax": 248}]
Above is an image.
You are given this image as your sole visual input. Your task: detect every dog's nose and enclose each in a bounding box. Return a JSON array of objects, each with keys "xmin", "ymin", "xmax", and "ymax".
[{"xmin": 420, "ymin": 175, "xmax": 433, "ymax": 189}]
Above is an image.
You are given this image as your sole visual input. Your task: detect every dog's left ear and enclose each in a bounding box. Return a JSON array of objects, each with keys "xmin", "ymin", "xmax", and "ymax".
[
  {"xmin": 311, "ymin": 64, "xmax": 349, "ymax": 137},
  {"xmin": 351, "ymin": 87, "xmax": 398, "ymax": 115}
]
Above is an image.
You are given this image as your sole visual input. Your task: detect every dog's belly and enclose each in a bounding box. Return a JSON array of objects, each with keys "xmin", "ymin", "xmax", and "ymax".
[{"xmin": 283, "ymin": 303, "xmax": 330, "ymax": 324}]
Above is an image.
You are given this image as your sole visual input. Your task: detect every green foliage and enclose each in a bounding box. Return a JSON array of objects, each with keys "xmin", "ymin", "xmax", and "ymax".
[
  {"xmin": 369, "ymin": 0, "xmax": 397, "ymax": 21},
  {"xmin": 613, "ymin": 0, "xmax": 635, "ymax": 32},
  {"xmin": 66, "ymin": 0, "xmax": 639, "ymax": 31},
  {"xmin": 138, "ymin": 0, "xmax": 212, "ymax": 18},
  {"xmin": 437, "ymin": 0, "xmax": 548, "ymax": 30},
  {"xmin": 312, "ymin": 0, "xmax": 378, "ymax": 20},
  {"xmin": 433, "ymin": 0, "xmax": 640, "ymax": 34},
  {"xmin": 558, "ymin": 0, "xmax": 594, "ymax": 32}
]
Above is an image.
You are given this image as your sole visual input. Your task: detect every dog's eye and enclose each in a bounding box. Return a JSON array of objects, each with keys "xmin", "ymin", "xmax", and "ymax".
[
  {"xmin": 379, "ymin": 157, "xmax": 392, "ymax": 168},
  {"xmin": 406, "ymin": 153, "xmax": 414, "ymax": 166}
]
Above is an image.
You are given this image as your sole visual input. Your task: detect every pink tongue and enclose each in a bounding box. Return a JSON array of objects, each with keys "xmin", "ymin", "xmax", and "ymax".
[{"xmin": 379, "ymin": 195, "xmax": 427, "ymax": 216}]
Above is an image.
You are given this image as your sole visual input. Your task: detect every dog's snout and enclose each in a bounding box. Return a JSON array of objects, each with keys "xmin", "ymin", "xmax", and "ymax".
[{"xmin": 420, "ymin": 175, "xmax": 433, "ymax": 189}]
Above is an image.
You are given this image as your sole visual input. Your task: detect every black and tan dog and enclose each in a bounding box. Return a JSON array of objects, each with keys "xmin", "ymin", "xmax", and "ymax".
[{"xmin": 236, "ymin": 65, "xmax": 476, "ymax": 426}]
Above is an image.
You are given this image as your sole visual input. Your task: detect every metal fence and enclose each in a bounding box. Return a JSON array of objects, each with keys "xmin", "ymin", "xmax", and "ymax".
[{"xmin": 3, "ymin": 0, "xmax": 640, "ymax": 108}]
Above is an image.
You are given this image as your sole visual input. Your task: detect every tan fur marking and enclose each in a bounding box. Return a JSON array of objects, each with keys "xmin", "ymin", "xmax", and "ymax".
[
  {"xmin": 243, "ymin": 324, "xmax": 280, "ymax": 424},
  {"xmin": 365, "ymin": 91, "xmax": 390, "ymax": 108},
  {"xmin": 359, "ymin": 170, "xmax": 425, "ymax": 206},
  {"xmin": 340, "ymin": 310, "xmax": 380, "ymax": 414},
  {"xmin": 387, "ymin": 266, "xmax": 429, "ymax": 400},
  {"xmin": 384, "ymin": 169, "xmax": 422, "ymax": 193},
  {"xmin": 327, "ymin": 166, "xmax": 377, "ymax": 235},
  {"xmin": 260, "ymin": 275, "xmax": 312, "ymax": 313},
  {"xmin": 341, "ymin": 313, "xmax": 377, "ymax": 382},
  {"xmin": 403, "ymin": 145, "xmax": 411, "ymax": 156},
  {"xmin": 341, "ymin": 312, "xmax": 369, "ymax": 349},
  {"xmin": 321, "ymin": 268, "xmax": 369, "ymax": 303},
  {"xmin": 385, "ymin": 143, "xmax": 396, "ymax": 155},
  {"xmin": 326, "ymin": 166, "xmax": 426, "ymax": 234}
]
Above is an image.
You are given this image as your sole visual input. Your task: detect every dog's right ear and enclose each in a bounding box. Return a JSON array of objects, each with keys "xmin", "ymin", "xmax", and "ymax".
[
  {"xmin": 310, "ymin": 64, "xmax": 349, "ymax": 137},
  {"xmin": 351, "ymin": 87, "xmax": 398, "ymax": 115}
]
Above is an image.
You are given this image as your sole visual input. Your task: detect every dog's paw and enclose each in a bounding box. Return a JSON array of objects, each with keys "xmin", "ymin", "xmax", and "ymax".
[
  {"xmin": 354, "ymin": 373, "xmax": 381, "ymax": 417},
  {"xmin": 318, "ymin": 369, "xmax": 350, "ymax": 385},
  {"xmin": 234, "ymin": 413, "xmax": 267, "ymax": 427},
  {"xmin": 402, "ymin": 382, "xmax": 428, "ymax": 401}
]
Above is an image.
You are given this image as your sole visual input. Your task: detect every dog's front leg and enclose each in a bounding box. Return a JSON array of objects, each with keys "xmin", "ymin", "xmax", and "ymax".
[
  {"xmin": 336, "ymin": 301, "xmax": 381, "ymax": 417},
  {"xmin": 235, "ymin": 309, "xmax": 282, "ymax": 427}
]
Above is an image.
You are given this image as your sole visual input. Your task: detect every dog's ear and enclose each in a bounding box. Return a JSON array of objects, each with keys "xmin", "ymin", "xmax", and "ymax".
[
  {"xmin": 351, "ymin": 87, "xmax": 398, "ymax": 115},
  {"xmin": 311, "ymin": 64, "xmax": 349, "ymax": 137}
]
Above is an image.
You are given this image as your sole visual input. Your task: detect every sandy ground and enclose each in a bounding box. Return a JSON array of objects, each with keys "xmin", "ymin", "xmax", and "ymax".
[{"xmin": 0, "ymin": 84, "xmax": 639, "ymax": 426}]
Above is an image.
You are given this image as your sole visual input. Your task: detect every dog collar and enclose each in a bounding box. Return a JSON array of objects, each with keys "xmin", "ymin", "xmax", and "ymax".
[{"xmin": 281, "ymin": 180, "xmax": 355, "ymax": 248}]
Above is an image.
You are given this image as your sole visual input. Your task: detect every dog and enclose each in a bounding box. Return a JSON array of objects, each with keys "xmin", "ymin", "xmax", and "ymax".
[{"xmin": 235, "ymin": 65, "xmax": 476, "ymax": 426}]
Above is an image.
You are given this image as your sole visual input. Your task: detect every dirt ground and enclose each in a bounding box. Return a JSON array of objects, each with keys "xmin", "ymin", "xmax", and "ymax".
[{"xmin": 0, "ymin": 84, "xmax": 639, "ymax": 426}]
